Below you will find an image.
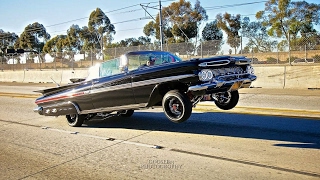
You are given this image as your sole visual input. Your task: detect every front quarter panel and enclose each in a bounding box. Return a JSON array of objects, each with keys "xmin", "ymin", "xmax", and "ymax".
[{"xmin": 131, "ymin": 61, "xmax": 199, "ymax": 105}]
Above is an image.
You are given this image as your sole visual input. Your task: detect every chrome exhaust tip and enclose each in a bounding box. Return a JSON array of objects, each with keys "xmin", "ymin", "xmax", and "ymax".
[{"xmin": 33, "ymin": 107, "xmax": 43, "ymax": 115}]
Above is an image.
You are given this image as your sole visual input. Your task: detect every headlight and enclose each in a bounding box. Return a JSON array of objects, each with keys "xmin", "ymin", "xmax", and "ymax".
[
  {"xmin": 199, "ymin": 69, "xmax": 214, "ymax": 82},
  {"xmin": 207, "ymin": 70, "xmax": 213, "ymax": 80}
]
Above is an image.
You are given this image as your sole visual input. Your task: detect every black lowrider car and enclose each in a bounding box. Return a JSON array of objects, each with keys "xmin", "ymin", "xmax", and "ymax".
[{"xmin": 34, "ymin": 51, "xmax": 256, "ymax": 127}]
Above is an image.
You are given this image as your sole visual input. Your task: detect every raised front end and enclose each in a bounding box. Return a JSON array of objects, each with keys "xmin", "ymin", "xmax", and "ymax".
[{"xmin": 189, "ymin": 56, "xmax": 256, "ymax": 93}]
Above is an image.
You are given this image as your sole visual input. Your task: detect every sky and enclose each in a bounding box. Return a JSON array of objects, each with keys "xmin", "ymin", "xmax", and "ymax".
[{"xmin": 1, "ymin": 0, "xmax": 319, "ymax": 43}]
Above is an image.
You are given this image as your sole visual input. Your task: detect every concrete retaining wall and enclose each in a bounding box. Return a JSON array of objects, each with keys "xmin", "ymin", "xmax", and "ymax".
[
  {"xmin": 284, "ymin": 66, "xmax": 320, "ymax": 89},
  {"xmin": 0, "ymin": 69, "xmax": 88, "ymax": 85},
  {"xmin": 0, "ymin": 71, "xmax": 25, "ymax": 82},
  {"xmin": 250, "ymin": 66, "xmax": 285, "ymax": 88},
  {"xmin": 0, "ymin": 66, "xmax": 320, "ymax": 89}
]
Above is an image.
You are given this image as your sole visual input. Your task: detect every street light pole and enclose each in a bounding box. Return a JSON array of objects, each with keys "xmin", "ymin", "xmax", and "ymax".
[{"xmin": 159, "ymin": 0, "xmax": 164, "ymax": 51}]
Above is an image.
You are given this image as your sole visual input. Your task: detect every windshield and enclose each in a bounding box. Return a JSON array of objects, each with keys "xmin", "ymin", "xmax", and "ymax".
[
  {"xmin": 86, "ymin": 51, "xmax": 182, "ymax": 79},
  {"xmin": 127, "ymin": 51, "xmax": 182, "ymax": 70},
  {"xmin": 99, "ymin": 58, "xmax": 121, "ymax": 77}
]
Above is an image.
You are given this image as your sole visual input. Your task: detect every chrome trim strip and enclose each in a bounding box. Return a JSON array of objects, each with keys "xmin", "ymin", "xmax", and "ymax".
[
  {"xmin": 81, "ymin": 103, "xmax": 146, "ymax": 114},
  {"xmin": 229, "ymin": 57, "xmax": 251, "ymax": 65},
  {"xmin": 199, "ymin": 60, "xmax": 230, "ymax": 67},
  {"xmin": 91, "ymin": 83, "xmax": 132, "ymax": 94},
  {"xmin": 188, "ymin": 85, "xmax": 208, "ymax": 91},
  {"xmin": 132, "ymin": 74, "xmax": 196, "ymax": 88},
  {"xmin": 235, "ymin": 60, "xmax": 251, "ymax": 65},
  {"xmin": 90, "ymin": 74, "xmax": 196, "ymax": 95},
  {"xmin": 36, "ymin": 88, "xmax": 90, "ymax": 104}
]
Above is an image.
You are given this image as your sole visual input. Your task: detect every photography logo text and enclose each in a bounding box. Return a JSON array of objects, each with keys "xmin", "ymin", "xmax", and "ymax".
[{"xmin": 140, "ymin": 160, "xmax": 183, "ymax": 170}]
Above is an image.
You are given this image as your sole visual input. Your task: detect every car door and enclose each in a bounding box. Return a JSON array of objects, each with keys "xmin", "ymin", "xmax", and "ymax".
[
  {"xmin": 90, "ymin": 58, "xmax": 135, "ymax": 110},
  {"xmin": 90, "ymin": 73, "xmax": 135, "ymax": 109}
]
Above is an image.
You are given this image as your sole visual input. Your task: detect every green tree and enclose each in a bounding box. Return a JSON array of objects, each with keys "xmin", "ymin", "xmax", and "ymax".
[
  {"xmin": 241, "ymin": 17, "xmax": 277, "ymax": 52},
  {"xmin": 0, "ymin": 29, "xmax": 18, "ymax": 51},
  {"xmin": 201, "ymin": 20, "xmax": 223, "ymax": 55},
  {"xmin": 216, "ymin": 13, "xmax": 241, "ymax": 53},
  {"xmin": 0, "ymin": 30, "xmax": 19, "ymax": 64},
  {"xmin": 66, "ymin": 24, "xmax": 82, "ymax": 52},
  {"xmin": 43, "ymin": 35, "xmax": 68, "ymax": 53},
  {"xmin": 43, "ymin": 35, "xmax": 68, "ymax": 63},
  {"xmin": 88, "ymin": 8, "xmax": 115, "ymax": 50},
  {"xmin": 79, "ymin": 26, "xmax": 96, "ymax": 51},
  {"xmin": 18, "ymin": 22, "xmax": 50, "ymax": 51},
  {"xmin": 143, "ymin": 0, "xmax": 207, "ymax": 43},
  {"xmin": 202, "ymin": 20, "xmax": 223, "ymax": 41},
  {"xmin": 107, "ymin": 36, "xmax": 151, "ymax": 48},
  {"xmin": 256, "ymin": 0, "xmax": 320, "ymax": 41},
  {"xmin": 143, "ymin": 21, "xmax": 156, "ymax": 37}
]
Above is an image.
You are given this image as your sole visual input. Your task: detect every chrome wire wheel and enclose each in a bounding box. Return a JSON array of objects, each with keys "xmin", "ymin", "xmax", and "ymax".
[
  {"xmin": 213, "ymin": 90, "xmax": 239, "ymax": 110},
  {"xmin": 168, "ymin": 98, "xmax": 182, "ymax": 117},
  {"xmin": 66, "ymin": 114, "xmax": 85, "ymax": 127},
  {"xmin": 214, "ymin": 92, "xmax": 232, "ymax": 105},
  {"xmin": 162, "ymin": 90, "xmax": 192, "ymax": 123}
]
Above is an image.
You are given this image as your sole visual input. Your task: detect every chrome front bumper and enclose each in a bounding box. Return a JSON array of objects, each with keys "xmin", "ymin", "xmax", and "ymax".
[{"xmin": 188, "ymin": 74, "xmax": 257, "ymax": 91}]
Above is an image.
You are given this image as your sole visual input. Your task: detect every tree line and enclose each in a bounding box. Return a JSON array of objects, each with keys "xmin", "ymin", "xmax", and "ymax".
[{"xmin": 0, "ymin": 0, "xmax": 320, "ymax": 63}]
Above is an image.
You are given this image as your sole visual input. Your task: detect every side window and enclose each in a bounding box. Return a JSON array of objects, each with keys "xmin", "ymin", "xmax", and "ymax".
[{"xmin": 127, "ymin": 55, "xmax": 141, "ymax": 71}]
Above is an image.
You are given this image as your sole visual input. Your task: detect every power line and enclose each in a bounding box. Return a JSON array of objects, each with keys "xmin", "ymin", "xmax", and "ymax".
[
  {"xmin": 47, "ymin": 1, "xmax": 173, "ymax": 28},
  {"xmin": 14, "ymin": 1, "xmax": 169, "ymax": 35},
  {"xmin": 205, "ymin": 1, "xmax": 267, "ymax": 10},
  {"xmin": 9, "ymin": 0, "xmax": 265, "ymax": 41}
]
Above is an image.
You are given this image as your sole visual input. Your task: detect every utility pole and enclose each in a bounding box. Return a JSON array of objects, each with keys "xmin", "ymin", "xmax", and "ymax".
[
  {"xmin": 140, "ymin": 1, "xmax": 164, "ymax": 50},
  {"xmin": 159, "ymin": 0, "xmax": 164, "ymax": 51}
]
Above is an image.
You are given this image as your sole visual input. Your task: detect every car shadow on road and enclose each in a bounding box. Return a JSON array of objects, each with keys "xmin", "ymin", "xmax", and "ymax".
[{"xmin": 84, "ymin": 111, "xmax": 320, "ymax": 150}]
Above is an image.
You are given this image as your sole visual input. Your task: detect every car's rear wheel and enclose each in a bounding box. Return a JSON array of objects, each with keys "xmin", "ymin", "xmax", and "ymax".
[
  {"xmin": 119, "ymin": 110, "xmax": 134, "ymax": 117},
  {"xmin": 66, "ymin": 114, "xmax": 85, "ymax": 127},
  {"xmin": 213, "ymin": 90, "xmax": 239, "ymax": 110},
  {"xmin": 162, "ymin": 90, "xmax": 192, "ymax": 123}
]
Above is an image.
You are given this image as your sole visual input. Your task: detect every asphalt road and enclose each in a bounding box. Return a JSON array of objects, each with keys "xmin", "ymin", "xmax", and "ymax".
[{"xmin": 0, "ymin": 84, "xmax": 319, "ymax": 179}]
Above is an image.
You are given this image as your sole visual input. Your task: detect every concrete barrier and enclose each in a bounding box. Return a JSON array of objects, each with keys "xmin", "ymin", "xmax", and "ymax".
[
  {"xmin": 23, "ymin": 70, "xmax": 62, "ymax": 84},
  {"xmin": 1, "ymin": 66, "xmax": 320, "ymax": 89},
  {"xmin": 251, "ymin": 66, "xmax": 285, "ymax": 89},
  {"xmin": 0, "ymin": 71, "xmax": 24, "ymax": 82},
  {"xmin": 284, "ymin": 66, "xmax": 320, "ymax": 89}
]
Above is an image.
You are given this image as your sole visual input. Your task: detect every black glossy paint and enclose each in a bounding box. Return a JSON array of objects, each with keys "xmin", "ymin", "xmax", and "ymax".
[{"xmin": 34, "ymin": 51, "xmax": 249, "ymax": 116}]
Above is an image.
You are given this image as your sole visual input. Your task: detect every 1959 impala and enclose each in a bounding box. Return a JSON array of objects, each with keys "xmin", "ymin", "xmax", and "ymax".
[{"xmin": 33, "ymin": 51, "xmax": 256, "ymax": 127}]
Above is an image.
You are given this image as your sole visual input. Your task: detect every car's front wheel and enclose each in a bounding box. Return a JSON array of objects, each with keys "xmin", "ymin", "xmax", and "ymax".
[
  {"xmin": 66, "ymin": 114, "xmax": 86, "ymax": 127},
  {"xmin": 213, "ymin": 90, "xmax": 239, "ymax": 110},
  {"xmin": 162, "ymin": 90, "xmax": 192, "ymax": 123}
]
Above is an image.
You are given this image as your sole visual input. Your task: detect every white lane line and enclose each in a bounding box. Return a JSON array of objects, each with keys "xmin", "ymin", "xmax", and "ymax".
[{"xmin": 41, "ymin": 127, "xmax": 162, "ymax": 149}]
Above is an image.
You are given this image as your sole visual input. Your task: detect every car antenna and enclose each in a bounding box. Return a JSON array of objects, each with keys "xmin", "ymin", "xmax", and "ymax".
[{"xmin": 50, "ymin": 77, "xmax": 60, "ymax": 87}]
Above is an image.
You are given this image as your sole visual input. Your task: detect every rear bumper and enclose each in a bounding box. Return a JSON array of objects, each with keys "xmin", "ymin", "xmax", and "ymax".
[
  {"xmin": 33, "ymin": 101, "xmax": 79, "ymax": 116},
  {"xmin": 188, "ymin": 74, "xmax": 257, "ymax": 92}
]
